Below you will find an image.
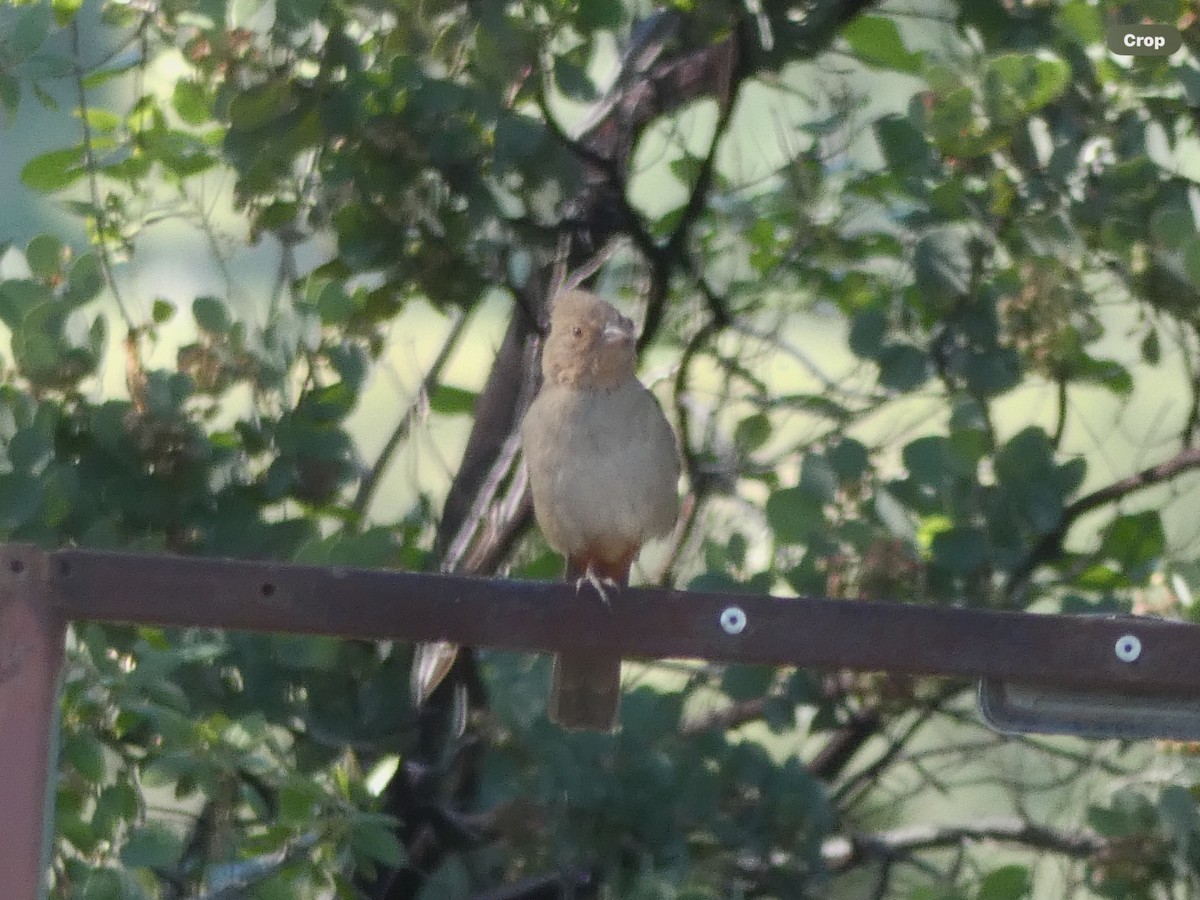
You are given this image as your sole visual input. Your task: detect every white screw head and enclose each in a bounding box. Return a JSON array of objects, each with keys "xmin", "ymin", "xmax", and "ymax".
[
  {"xmin": 720, "ymin": 606, "xmax": 747, "ymax": 635},
  {"xmin": 1114, "ymin": 634, "xmax": 1141, "ymax": 663}
]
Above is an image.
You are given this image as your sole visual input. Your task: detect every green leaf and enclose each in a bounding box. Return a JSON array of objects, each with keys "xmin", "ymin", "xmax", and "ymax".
[
  {"xmin": 1088, "ymin": 789, "xmax": 1157, "ymax": 838},
  {"xmin": 12, "ymin": 302, "xmax": 75, "ymax": 383},
  {"xmin": 995, "ymin": 427, "xmax": 1054, "ymax": 485},
  {"xmin": 875, "ymin": 114, "xmax": 934, "ymax": 178},
  {"xmin": 963, "ymin": 349, "xmax": 1020, "ymax": 397},
  {"xmin": 982, "ymin": 52, "xmax": 1070, "ymax": 125},
  {"xmin": 1150, "ymin": 206, "xmax": 1194, "ymax": 251},
  {"xmin": 762, "ymin": 694, "xmax": 796, "ymax": 732},
  {"xmin": 914, "ymin": 225, "xmax": 973, "ymax": 308},
  {"xmin": 92, "ymin": 782, "xmax": 138, "ymax": 839},
  {"xmin": 733, "ymin": 413, "xmax": 771, "ymax": 453},
  {"xmin": 799, "ymin": 453, "xmax": 837, "ymax": 502},
  {"xmin": 926, "ymin": 85, "xmax": 991, "ymax": 157},
  {"xmin": 494, "ymin": 113, "xmax": 546, "ymax": 172},
  {"xmin": 721, "ymin": 665, "xmax": 774, "ymax": 701},
  {"xmin": 26, "ymin": 233, "xmax": 64, "ymax": 279},
  {"xmin": 296, "ymin": 383, "xmax": 355, "ymax": 423},
  {"xmin": 328, "ymin": 343, "xmax": 368, "ymax": 393},
  {"xmin": 278, "ymin": 781, "xmax": 321, "ymax": 823},
  {"xmin": 64, "ymin": 252, "xmax": 105, "ymax": 306},
  {"xmin": 228, "ymin": 79, "xmax": 293, "ymax": 130},
  {"xmin": 12, "ymin": 3, "xmax": 53, "ymax": 57},
  {"xmin": 848, "ymin": 308, "xmax": 887, "ymax": 359},
  {"xmin": 20, "ymin": 145, "xmax": 85, "ymax": 193},
  {"xmin": 350, "ymin": 815, "xmax": 407, "ymax": 867},
  {"xmin": 765, "ymin": 487, "xmax": 825, "ymax": 545},
  {"xmin": 193, "ymin": 295, "xmax": 231, "ymax": 333},
  {"xmin": 842, "ymin": 16, "xmax": 923, "ymax": 74},
  {"xmin": 64, "ymin": 732, "xmax": 107, "ymax": 782},
  {"xmin": 1141, "ymin": 329, "xmax": 1161, "ymax": 364},
  {"xmin": 1159, "ymin": 785, "xmax": 1199, "ymax": 848},
  {"xmin": 141, "ymin": 127, "xmax": 216, "ymax": 177},
  {"xmin": 73, "ymin": 868, "xmax": 124, "ymax": 900},
  {"xmin": 1101, "ymin": 511, "xmax": 1164, "ymax": 578},
  {"xmin": 120, "ymin": 822, "xmax": 182, "ymax": 869},
  {"xmin": 152, "ymin": 299, "xmax": 175, "ymax": 323},
  {"xmin": 931, "ymin": 526, "xmax": 990, "ymax": 576},
  {"xmin": 428, "ymin": 385, "xmax": 477, "ymax": 416},
  {"xmin": 172, "ymin": 80, "xmax": 210, "ymax": 125},
  {"xmin": 827, "ymin": 437, "xmax": 869, "ymax": 481},
  {"xmin": 877, "ymin": 343, "xmax": 930, "ymax": 391},
  {"xmin": 51, "ymin": 0, "xmax": 84, "ymax": 25},
  {"xmin": 1184, "ymin": 241, "xmax": 1200, "ymax": 295},
  {"xmin": 80, "ymin": 107, "xmax": 120, "ymax": 132},
  {"xmin": 978, "ymin": 864, "xmax": 1031, "ymax": 900},
  {"xmin": 316, "ymin": 281, "xmax": 354, "ymax": 324},
  {"xmin": 904, "ymin": 436, "xmax": 971, "ymax": 486},
  {"xmin": 0, "ymin": 472, "xmax": 43, "ymax": 529},
  {"xmin": 1056, "ymin": 0, "xmax": 1104, "ymax": 46},
  {"xmin": 552, "ymin": 58, "xmax": 598, "ymax": 101},
  {"xmin": 82, "ymin": 54, "xmax": 140, "ymax": 88},
  {"xmin": 0, "ymin": 278, "xmax": 51, "ymax": 327},
  {"xmin": 0, "ymin": 72, "xmax": 20, "ymax": 119},
  {"xmin": 270, "ymin": 635, "xmax": 342, "ymax": 671},
  {"xmin": 669, "ymin": 153, "xmax": 703, "ymax": 187},
  {"xmin": 1072, "ymin": 562, "xmax": 1125, "ymax": 591},
  {"xmin": 9, "ymin": 426, "xmax": 53, "ymax": 472},
  {"xmin": 576, "ymin": 0, "xmax": 623, "ymax": 29}
]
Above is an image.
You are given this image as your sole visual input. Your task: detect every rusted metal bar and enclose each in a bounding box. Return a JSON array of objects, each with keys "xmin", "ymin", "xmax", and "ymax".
[
  {"xmin": 0, "ymin": 546, "xmax": 63, "ymax": 900},
  {"xmin": 10, "ymin": 542, "xmax": 1200, "ymax": 900},
  {"xmin": 46, "ymin": 546, "xmax": 1200, "ymax": 694}
]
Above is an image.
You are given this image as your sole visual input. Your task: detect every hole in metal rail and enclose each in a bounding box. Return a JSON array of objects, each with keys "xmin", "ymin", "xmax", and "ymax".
[
  {"xmin": 261, "ymin": 582, "xmax": 276, "ymax": 597},
  {"xmin": 720, "ymin": 606, "xmax": 747, "ymax": 635},
  {"xmin": 1114, "ymin": 634, "xmax": 1141, "ymax": 663},
  {"xmin": 9, "ymin": 558, "xmax": 24, "ymax": 574},
  {"xmin": 58, "ymin": 558, "xmax": 71, "ymax": 576}
]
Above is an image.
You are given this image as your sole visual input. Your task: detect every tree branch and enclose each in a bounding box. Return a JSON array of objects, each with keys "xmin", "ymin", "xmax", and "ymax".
[
  {"xmin": 822, "ymin": 818, "xmax": 1106, "ymax": 873},
  {"xmin": 1008, "ymin": 444, "xmax": 1200, "ymax": 602}
]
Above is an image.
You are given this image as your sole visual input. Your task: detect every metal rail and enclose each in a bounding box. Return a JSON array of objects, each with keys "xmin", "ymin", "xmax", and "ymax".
[
  {"xmin": 5, "ymin": 542, "xmax": 1200, "ymax": 898},
  {"xmin": 46, "ymin": 546, "xmax": 1200, "ymax": 692}
]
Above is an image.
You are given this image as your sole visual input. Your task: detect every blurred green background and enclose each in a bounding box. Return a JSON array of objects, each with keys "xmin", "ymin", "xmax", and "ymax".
[{"xmin": 5, "ymin": 0, "xmax": 1200, "ymax": 897}]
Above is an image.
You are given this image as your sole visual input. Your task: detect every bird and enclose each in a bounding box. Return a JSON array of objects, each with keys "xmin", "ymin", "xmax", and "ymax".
[{"xmin": 520, "ymin": 289, "xmax": 680, "ymax": 732}]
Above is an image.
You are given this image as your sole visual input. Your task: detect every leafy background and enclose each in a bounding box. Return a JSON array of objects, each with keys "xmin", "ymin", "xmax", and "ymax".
[{"xmin": 4, "ymin": 0, "xmax": 1200, "ymax": 897}]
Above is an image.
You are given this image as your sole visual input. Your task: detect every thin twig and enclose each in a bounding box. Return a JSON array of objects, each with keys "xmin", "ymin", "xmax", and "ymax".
[
  {"xmin": 834, "ymin": 684, "xmax": 965, "ymax": 805},
  {"xmin": 70, "ymin": 21, "xmax": 135, "ymax": 330},
  {"xmin": 822, "ymin": 818, "xmax": 1106, "ymax": 873},
  {"xmin": 352, "ymin": 310, "xmax": 468, "ymax": 521}
]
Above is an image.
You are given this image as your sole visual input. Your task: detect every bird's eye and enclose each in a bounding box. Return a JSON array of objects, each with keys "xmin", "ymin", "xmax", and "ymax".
[{"xmin": 572, "ymin": 326, "xmax": 583, "ymax": 337}]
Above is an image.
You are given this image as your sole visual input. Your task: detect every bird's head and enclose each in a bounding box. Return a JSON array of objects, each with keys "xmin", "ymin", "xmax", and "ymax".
[{"xmin": 542, "ymin": 290, "xmax": 638, "ymax": 389}]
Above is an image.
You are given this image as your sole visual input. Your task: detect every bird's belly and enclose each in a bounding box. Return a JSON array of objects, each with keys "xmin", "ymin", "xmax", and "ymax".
[{"xmin": 537, "ymin": 436, "xmax": 663, "ymax": 560}]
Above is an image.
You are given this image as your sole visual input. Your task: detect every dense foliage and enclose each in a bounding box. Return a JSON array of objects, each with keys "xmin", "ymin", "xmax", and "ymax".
[{"xmin": 4, "ymin": 0, "xmax": 1200, "ymax": 897}]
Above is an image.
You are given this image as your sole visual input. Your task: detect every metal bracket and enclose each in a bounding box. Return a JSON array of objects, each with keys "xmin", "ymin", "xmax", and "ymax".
[{"xmin": 978, "ymin": 626, "xmax": 1200, "ymax": 740}]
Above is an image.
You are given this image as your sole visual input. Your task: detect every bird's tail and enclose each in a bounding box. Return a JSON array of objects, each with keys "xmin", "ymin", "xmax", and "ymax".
[
  {"xmin": 549, "ymin": 653, "xmax": 622, "ymax": 732},
  {"xmin": 549, "ymin": 552, "xmax": 633, "ymax": 733}
]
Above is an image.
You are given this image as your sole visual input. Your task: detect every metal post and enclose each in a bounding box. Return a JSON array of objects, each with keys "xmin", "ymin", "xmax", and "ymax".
[{"xmin": 0, "ymin": 547, "xmax": 62, "ymax": 900}]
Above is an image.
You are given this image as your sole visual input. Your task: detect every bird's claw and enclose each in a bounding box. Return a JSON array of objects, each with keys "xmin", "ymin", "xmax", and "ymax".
[{"xmin": 574, "ymin": 568, "xmax": 619, "ymax": 607}]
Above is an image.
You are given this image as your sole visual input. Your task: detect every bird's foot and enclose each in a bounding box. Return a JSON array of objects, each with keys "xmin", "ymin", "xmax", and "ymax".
[{"xmin": 574, "ymin": 567, "xmax": 619, "ymax": 607}]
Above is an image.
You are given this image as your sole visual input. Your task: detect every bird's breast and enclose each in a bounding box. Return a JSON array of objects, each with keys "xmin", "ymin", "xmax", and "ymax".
[{"xmin": 521, "ymin": 382, "xmax": 680, "ymax": 560}]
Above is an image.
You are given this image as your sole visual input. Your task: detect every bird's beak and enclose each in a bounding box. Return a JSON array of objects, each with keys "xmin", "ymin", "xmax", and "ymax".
[{"xmin": 602, "ymin": 316, "xmax": 635, "ymax": 344}]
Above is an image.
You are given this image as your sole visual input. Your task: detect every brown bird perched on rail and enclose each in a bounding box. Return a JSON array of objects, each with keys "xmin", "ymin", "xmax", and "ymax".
[{"xmin": 521, "ymin": 289, "xmax": 680, "ymax": 732}]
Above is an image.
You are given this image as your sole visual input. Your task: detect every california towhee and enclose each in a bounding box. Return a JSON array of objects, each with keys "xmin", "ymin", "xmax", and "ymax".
[{"xmin": 521, "ymin": 290, "xmax": 680, "ymax": 732}]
